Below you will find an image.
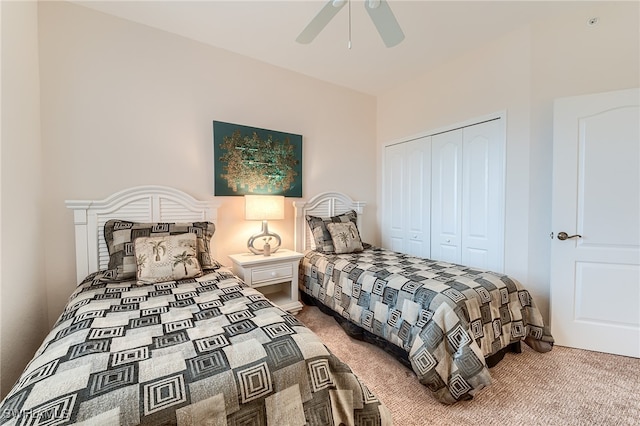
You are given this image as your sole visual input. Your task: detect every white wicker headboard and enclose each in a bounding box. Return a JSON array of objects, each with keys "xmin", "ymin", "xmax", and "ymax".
[
  {"xmin": 293, "ymin": 191, "xmax": 366, "ymax": 252},
  {"xmin": 65, "ymin": 185, "xmax": 221, "ymax": 283}
]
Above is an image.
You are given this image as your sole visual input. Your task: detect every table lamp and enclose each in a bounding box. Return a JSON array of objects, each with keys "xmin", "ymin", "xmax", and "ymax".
[{"xmin": 245, "ymin": 195, "xmax": 285, "ymax": 255}]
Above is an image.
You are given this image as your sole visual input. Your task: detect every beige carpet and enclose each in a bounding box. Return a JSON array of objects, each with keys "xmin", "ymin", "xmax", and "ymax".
[{"xmin": 297, "ymin": 305, "xmax": 640, "ymax": 426}]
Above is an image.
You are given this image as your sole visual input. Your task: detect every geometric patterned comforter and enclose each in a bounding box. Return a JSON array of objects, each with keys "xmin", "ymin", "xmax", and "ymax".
[
  {"xmin": 0, "ymin": 268, "xmax": 392, "ymax": 425},
  {"xmin": 300, "ymin": 247, "xmax": 554, "ymax": 404}
]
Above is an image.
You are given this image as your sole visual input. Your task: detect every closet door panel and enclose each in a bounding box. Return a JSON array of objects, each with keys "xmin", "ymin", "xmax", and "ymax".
[
  {"xmin": 463, "ymin": 131, "xmax": 490, "ymax": 268},
  {"xmin": 462, "ymin": 120, "xmax": 504, "ymax": 271},
  {"xmin": 383, "ymin": 143, "xmax": 406, "ymax": 252},
  {"xmin": 431, "ymin": 130, "xmax": 462, "ymax": 263},
  {"xmin": 405, "ymin": 138, "xmax": 431, "ymax": 258}
]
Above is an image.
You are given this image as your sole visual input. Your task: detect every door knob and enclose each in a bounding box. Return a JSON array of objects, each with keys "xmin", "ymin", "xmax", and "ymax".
[{"xmin": 557, "ymin": 232, "xmax": 582, "ymax": 240}]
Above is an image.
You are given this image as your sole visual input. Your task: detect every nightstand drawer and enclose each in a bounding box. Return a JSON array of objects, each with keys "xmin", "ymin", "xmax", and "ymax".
[{"xmin": 252, "ymin": 264, "xmax": 293, "ymax": 284}]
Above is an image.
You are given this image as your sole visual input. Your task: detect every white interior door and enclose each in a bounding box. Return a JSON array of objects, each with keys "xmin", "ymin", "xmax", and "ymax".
[{"xmin": 551, "ymin": 88, "xmax": 640, "ymax": 358}]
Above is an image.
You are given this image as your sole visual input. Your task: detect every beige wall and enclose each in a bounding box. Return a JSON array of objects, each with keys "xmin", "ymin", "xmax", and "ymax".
[
  {"xmin": 377, "ymin": 2, "xmax": 639, "ymax": 322},
  {"xmin": 37, "ymin": 1, "xmax": 376, "ymax": 327},
  {"xmin": 0, "ymin": 0, "xmax": 48, "ymax": 397},
  {"xmin": 527, "ymin": 2, "xmax": 639, "ymax": 323}
]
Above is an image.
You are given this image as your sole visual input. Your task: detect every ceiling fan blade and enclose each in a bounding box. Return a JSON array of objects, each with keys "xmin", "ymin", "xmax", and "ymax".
[
  {"xmin": 296, "ymin": 1, "xmax": 347, "ymax": 44},
  {"xmin": 365, "ymin": 0, "xmax": 405, "ymax": 48}
]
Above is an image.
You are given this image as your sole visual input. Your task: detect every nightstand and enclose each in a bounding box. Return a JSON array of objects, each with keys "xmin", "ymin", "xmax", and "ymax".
[{"xmin": 228, "ymin": 249, "xmax": 304, "ymax": 315}]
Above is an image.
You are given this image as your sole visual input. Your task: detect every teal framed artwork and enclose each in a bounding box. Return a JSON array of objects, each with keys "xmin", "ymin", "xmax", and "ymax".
[{"xmin": 213, "ymin": 121, "xmax": 302, "ymax": 197}]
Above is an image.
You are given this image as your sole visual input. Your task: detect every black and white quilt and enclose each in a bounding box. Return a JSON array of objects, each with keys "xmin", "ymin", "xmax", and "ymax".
[
  {"xmin": 0, "ymin": 269, "xmax": 391, "ymax": 425},
  {"xmin": 300, "ymin": 247, "xmax": 554, "ymax": 404}
]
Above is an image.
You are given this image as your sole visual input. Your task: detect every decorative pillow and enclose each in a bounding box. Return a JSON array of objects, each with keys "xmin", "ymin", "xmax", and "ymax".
[
  {"xmin": 104, "ymin": 219, "xmax": 220, "ymax": 281},
  {"xmin": 326, "ymin": 222, "xmax": 364, "ymax": 254},
  {"xmin": 305, "ymin": 210, "xmax": 358, "ymax": 253},
  {"xmin": 134, "ymin": 233, "xmax": 202, "ymax": 285}
]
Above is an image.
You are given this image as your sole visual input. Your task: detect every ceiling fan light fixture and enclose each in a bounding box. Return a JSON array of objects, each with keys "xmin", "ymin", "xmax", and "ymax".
[{"xmin": 332, "ymin": 0, "xmax": 347, "ymax": 8}]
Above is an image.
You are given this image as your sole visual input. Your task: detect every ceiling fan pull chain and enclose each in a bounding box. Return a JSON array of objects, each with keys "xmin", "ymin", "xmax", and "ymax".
[{"xmin": 348, "ymin": 0, "xmax": 352, "ymax": 49}]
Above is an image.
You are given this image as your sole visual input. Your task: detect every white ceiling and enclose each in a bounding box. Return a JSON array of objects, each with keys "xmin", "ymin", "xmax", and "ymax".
[{"xmin": 73, "ymin": 1, "xmax": 603, "ymax": 96}]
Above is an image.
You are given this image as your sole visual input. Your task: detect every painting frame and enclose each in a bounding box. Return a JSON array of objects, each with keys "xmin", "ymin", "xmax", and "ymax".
[{"xmin": 213, "ymin": 121, "xmax": 303, "ymax": 197}]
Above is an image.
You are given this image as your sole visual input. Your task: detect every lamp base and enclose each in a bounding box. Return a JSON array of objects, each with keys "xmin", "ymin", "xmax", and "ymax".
[{"xmin": 247, "ymin": 220, "xmax": 282, "ymax": 255}]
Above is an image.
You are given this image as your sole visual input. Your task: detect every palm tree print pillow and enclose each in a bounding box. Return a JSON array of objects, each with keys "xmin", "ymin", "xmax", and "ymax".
[
  {"xmin": 134, "ymin": 233, "xmax": 203, "ymax": 285},
  {"xmin": 103, "ymin": 220, "xmax": 220, "ymax": 282},
  {"xmin": 305, "ymin": 210, "xmax": 358, "ymax": 253},
  {"xmin": 326, "ymin": 222, "xmax": 364, "ymax": 254}
]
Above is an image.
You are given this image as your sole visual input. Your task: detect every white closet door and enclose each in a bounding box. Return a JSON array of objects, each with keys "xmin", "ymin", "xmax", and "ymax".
[
  {"xmin": 404, "ymin": 138, "xmax": 431, "ymax": 257},
  {"xmin": 384, "ymin": 116, "xmax": 504, "ymax": 268},
  {"xmin": 462, "ymin": 120, "xmax": 504, "ymax": 271},
  {"xmin": 431, "ymin": 130, "xmax": 463, "ymax": 263},
  {"xmin": 382, "ymin": 143, "xmax": 406, "ymax": 253},
  {"xmin": 431, "ymin": 119, "xmax": 505, "ymax": 271},
  {"xmin": 382, "ymin": 138, "xmax": 431, "ymax": 257}
]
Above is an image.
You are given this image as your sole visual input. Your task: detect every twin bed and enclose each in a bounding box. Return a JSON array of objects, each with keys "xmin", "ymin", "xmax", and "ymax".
[
  {"xmin": 0, "ymin": 186, "xmax": 553, "ymax": 425},
  {"xmin": 293, "ymin": 192, "xmax": 553, "ymax": 405},
  {"xmin": 0, "ymin": 186, "xmax": 391, "ymax": 426}
]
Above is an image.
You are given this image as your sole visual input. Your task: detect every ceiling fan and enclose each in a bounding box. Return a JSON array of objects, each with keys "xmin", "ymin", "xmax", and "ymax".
[{"xmin": 296, "ymin": 0, "xmax": 405, "ymax": 48}]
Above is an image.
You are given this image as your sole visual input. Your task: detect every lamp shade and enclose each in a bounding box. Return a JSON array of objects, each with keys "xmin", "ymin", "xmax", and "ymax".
[{"xmin": 245, "ymin": 195, "xmax": 285, "ymax": 221}]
